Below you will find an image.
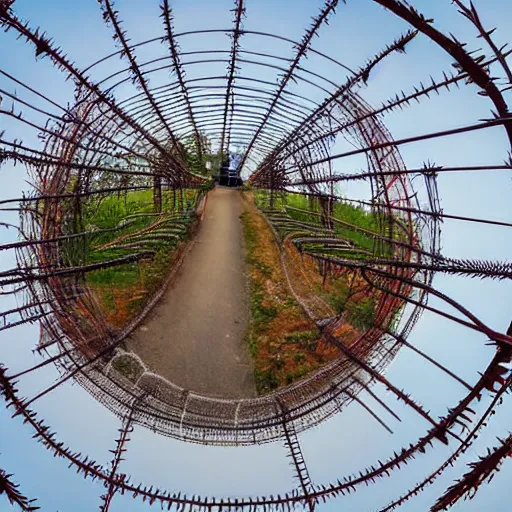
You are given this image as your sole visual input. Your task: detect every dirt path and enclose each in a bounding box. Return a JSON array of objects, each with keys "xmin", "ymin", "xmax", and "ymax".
[{"xmin": 126, "ymin": 187, "xmax": 256, "ymax": 398}]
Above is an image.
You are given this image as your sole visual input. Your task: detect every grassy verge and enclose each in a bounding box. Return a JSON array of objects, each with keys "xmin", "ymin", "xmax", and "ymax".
[
  {"xmin": 60, "ymin": 188, "xmax": 204, "ymax": 328},
  {"xmin": 111, "ymin": 355, "xmax": 144, "ymax": 383},
  {"xmin": 254, "ymin": 190, "xmax": 401, "ymax": 256},
  {"xmin": 252, "ymin": 189, "xmax": 392, "ymax": 329},
  {"xmin": 241, "ymin": 194, "xmax": 338, "ymax": 395}
]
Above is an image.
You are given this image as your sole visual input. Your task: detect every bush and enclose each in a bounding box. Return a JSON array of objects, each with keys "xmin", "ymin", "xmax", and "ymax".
[
  {"xmin": 347, "ymin": 298, "xmax": 377, "ymax": 332},
  {"xmin": 255, "ymin": 369, "xmax": 279, "ymax": 394}
]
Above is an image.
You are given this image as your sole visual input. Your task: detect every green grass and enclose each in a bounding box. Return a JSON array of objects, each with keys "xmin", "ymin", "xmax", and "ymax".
[
  {"xmin": 283, "ymin": 330, "xmax": 319, "ymax": 352},
  {"xmin": 242, "ymin": 211, "xmax": 273, "ymax": 278},
  {"xmin": 58, "ymin": 188, "xmax": 203, "ymax": 322},
  {"xmin": 317, "ymin": 278, "xmax": 350, "ymax": 312},
  {"xmin": 255, "ymin": 190, "xmax": 383, "ymax": 333},
  {"xmin": 254, "ymin": 190, "xmax": 396, "ymax": 256},
  {"xmin": 254, "ymin": 369, "xmax": 279, "ymax": 393},
  {"xmin": 112, "ymin": 355, "xmax": 144, "ymax": 383},
  {"xmin": 346, "ymin": 297, "xmax": 377, "ymax": 332},
  {"xmin": 244, "ymin": 276, "xmax": 279, "ymax": 359},
  {"xmin": 285, "ymin": 366, "xmax": 311, "ymax": 385},
  {"xmin": 66, "ymin": 189, "xmax": 196, "ymax": 264},
  {"xmin": 252, "ymin": 289, "xmax": 278, "ymax": 325},
  {"xmin": 241, "ymin": 198, "xmax": 329, "ymax": 395},
  {"xmin": 86, "ymin": 262, "xmax": 140, "ymax": 287},
  {"xmin": 85, "ymin": 189, "xmax": 196, "ymax": 241},
  {"xmin": 242, "ymin": 210, "xmax": 278, "ymax": 330}
]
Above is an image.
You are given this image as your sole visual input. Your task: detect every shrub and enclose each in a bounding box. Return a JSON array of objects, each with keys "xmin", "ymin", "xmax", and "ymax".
[{"xmin": 347, "ymin": 298, "xmax": 377, "ymax": 332}]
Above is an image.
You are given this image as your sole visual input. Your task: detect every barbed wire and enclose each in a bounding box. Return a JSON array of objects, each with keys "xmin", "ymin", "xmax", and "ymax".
[{"xmin": 0, "ymin": 0, "xmax": 511, "ymax": 510}]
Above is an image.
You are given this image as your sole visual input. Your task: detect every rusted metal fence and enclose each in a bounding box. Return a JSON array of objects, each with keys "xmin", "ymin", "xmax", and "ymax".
[{"xmin": 0, "ymin": 0, "xmax": 511, "ymax": 510}]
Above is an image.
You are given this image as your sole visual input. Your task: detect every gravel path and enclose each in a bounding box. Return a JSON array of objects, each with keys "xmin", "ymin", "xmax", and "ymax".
[{"xmin": 126, "ymin": 187, "xmax": 256, "ymax": 398}]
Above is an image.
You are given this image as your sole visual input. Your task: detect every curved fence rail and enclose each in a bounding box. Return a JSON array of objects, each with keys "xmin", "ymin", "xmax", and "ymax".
[{"xmin": 0, "ymin": 0, "xmax": 511, "ymax": 510}]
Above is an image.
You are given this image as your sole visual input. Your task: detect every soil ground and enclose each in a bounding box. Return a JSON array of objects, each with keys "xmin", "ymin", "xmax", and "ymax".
[
  {"xmin": 240, "ymin": 192, "xmax": 337, "ymax": 394},
  {"xmin": 126, "ymin": 186, "xmax": 256, "ymax": 398}
]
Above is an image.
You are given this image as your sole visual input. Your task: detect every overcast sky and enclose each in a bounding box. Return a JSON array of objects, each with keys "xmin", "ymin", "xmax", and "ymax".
[{"xmin": 1, "ymin": 1, "xmax": 512, "ymax": 511}]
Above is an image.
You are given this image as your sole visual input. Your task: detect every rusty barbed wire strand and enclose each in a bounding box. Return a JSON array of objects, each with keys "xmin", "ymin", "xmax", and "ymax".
[
  {"xmin": 0, "ymin": 469, "xmax": 39, "ymax": 511},
  {"xmin": 0, "ymin": 0, "xmax": 512, "ymax": 510}
]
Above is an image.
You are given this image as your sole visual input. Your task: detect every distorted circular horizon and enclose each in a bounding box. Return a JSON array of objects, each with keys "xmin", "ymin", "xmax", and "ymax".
[{"xmin": 1, "ymin": 0, "xmax": 511, "ymax": 511}]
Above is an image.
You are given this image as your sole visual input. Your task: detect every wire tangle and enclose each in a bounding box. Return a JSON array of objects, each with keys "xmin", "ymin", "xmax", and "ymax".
[{"xmin": 0, "ymin": 0, "xmax": 511, "ymax": 510}]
